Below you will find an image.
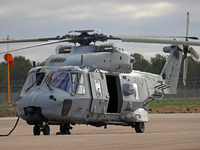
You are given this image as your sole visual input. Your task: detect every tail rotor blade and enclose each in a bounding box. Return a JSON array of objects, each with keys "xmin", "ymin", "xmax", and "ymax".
[
  {"xmin": 189, "ymin": 47, "xmax": 199, "ymax": 60},
  {"xmin": 186, "ymin": 12, "xmax": 190, "ymax": 38},
  {"xmin": 183, "ymin": 57, "xmax": 188, "ymax": 86}
]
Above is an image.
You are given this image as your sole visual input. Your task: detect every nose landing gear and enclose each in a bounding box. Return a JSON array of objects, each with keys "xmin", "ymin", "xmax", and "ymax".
[{"xmin": 33, "ymin": 123, "xmax": 50, "ymax": 136}]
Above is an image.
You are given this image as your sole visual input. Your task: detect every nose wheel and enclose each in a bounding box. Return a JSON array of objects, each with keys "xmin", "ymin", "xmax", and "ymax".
[
  {"xmin": 33, "ymin": 124, "xmax": 41, "ymax": 135},
  {"xmin": 43, "ymin": 124, "xmax": 50, "ymax": 135},
  {"xmin": 33, "ymin": 123, "xmax": 50, "ymax": 136}
]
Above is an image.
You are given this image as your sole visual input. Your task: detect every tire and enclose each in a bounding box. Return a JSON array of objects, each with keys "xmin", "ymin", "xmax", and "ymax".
[
  {"xmin": 33, "ymin": 124, "xmax": 41, "ymax": 135},
  {"xmin": 60, "ymin": 124, "xmax": 66, "ymax": 133},
  {"xmin": 59, "ymin": 124, "xmax": 71, "ymax": 134},
  {"xmin": 43, "ymin": 124, "xmax": 50, "ymax": 135},
  {"xmin": 135, "ymin": 122, "xmax": 145, "ymax": 133}
]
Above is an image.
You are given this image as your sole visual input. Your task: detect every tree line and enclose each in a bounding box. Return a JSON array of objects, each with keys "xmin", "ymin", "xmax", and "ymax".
[
  {"xmin": 0, "ymin": 56, "xmax": 44, "ymax": 83},
  {"xmin": 0, "ymin": 54, "xmax": 200, "ymax": 92},
  {"xmin": 131, "ymin": 53, "xmax": 200, "ymax": 89},
  {"xmin": 0, "ymin": 56, "xmax": 44, "ymax": 93},
  {"xmin": 131, "ymin": 53, "xmax": 200, "ymax": 78}
]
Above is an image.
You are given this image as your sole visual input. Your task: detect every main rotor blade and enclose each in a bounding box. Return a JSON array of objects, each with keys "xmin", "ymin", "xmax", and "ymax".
[
  {"xmin": 183, "ymin": 57, "xmax": 188, "ymax": 86},
  {"xmin": 68, "ymin": 29, "xmax": 101, "ymax": 33},
  {"xmin": 108, "ymin": 36, "xmax": 200, "ymax": 46},
  {"xmin": 189, "ymin": 47, "xmax": 199, "ymax": 60},
  {"xmin": 112, "ymin": 35, "xmax": 198, "ymax": 40},
  {"xmin": 0, "ymin": 36, "xmax": 61, "ymax": 44},
  {"xmin": 0, "ymin": 38, "xmax": 71, "ymax": 54}
]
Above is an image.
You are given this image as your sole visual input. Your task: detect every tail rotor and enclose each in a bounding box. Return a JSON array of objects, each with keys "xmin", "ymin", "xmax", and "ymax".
[{"xmin": 182, "ymin": 12, "xmax": 199, "ymax": 85}]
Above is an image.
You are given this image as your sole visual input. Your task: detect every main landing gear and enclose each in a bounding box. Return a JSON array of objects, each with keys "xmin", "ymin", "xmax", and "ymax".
[
  {"xmin": 33, "ymin": 123, "xmax": 73, "ymax": 136},
  {"xmin": 33, "ymin": 123, "xmax": 50, "ymax": 135},
  {"xmin": 56, "ymin": 123, "xmax": 73, "ymax": 135},
  {"xmin": 132, "ymin": 122, "xmax": 145, "ymax": 133}
]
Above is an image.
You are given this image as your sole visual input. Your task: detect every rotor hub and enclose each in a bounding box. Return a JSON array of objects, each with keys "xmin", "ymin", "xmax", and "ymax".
[{"xmin": 62, "ymin": 30, "xmax": 107, "ymax": 46}]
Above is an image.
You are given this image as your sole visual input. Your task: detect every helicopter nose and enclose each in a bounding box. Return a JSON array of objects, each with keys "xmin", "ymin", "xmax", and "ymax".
[
  {"xmin": 20, "ymin": 89, "xmax": 73, "ymax": 124},
  {"xmin": 22, "ymin": 91, "xmax": 48, "ymax": 125},
  {"xmin": 25, "ymin": 90, "xmax": 46, "ymax": 106}
]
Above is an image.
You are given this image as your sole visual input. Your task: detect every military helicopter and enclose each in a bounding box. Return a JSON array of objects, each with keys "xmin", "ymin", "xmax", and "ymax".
[{"xmin": 0, "ymin": 13, "xmax": 200, "ymax": 136}]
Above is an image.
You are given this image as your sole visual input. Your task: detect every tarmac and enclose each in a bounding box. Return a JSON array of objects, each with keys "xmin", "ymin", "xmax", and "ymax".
[{"xmin": 0, "ymin": 113, "xmax": 200, "ymax": 150}]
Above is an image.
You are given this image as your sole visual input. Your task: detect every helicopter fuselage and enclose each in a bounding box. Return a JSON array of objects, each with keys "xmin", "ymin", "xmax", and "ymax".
[{"xmin": 17, "ymin": 65, "xmax": 155, "ymax": 126}]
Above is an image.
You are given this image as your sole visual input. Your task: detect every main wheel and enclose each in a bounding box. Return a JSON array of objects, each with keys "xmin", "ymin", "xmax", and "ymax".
[
  {"xmin": 60, "ymin": 124, "xmax": 66, "ymax": 133},
  {"xmin": 135, "ymin": 122, "xmax": 145, "ymax": 133},
  {"xmin": 59, "ymin": 124, "xmax": 71, "ymax": 134},
  {"xmin": 43, "ymin": 124, "xmax": 50, "ymax": 135},
  {"xmin": 33, "ymin": 124, "xmax": 41, "ymax": 135}
]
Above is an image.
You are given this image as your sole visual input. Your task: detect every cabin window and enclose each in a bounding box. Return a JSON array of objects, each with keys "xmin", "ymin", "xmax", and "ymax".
[
  {"xmin": 94, "ymin": 79, "xmax": 102, "ymax": 97},
  {"xmin": 21, "ymin": 72, "xmax": 45, "ymax": 93},
  {"xmin": 133, "ymin": 83, "xmax": 139, "ymax": 100},
  {"xmin": 71, "ymin": 73, "xmax": 85, "ymax": 95},
  {"xmin": 46, "ymin": 72, "xmax": 71, "ymax": 93}
]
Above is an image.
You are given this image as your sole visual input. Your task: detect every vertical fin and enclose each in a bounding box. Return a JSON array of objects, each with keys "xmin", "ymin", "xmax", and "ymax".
[{"xmin": 160, "ymin": 46, "xmax": 182, "ymax": 94}]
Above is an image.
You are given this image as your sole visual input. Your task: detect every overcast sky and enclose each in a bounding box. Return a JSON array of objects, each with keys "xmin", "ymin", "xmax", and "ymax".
[{"xmin": 0, "ymin": 0, "xmax": 200, "ymax": 63}]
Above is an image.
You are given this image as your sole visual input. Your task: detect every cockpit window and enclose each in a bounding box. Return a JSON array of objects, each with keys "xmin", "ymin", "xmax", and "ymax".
[
  {"xmin": 46, "ymin": 72, "xmax": 71, "ymax": 93},
  {"xmin": 21, "ymin": 72, "xmax": 45, "ymax": 93}
]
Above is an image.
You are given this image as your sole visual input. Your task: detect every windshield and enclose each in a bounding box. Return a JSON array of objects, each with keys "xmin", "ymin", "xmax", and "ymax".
[
  {"xmin": 46, "ymin": 72, "xmax": 71, "ymax": 93},
  {"xmin": 21, "ymin": 72, "xmax": 45, "ymax": 93},
  {"xmin": 45, "ymin": 71, "xmax": 85, "ymax": 95}
]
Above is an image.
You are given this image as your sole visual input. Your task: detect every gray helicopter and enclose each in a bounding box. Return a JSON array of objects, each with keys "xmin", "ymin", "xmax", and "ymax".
[{"xmin": 0, "ymin": 13, "xmax": 200, "ymax": 136}]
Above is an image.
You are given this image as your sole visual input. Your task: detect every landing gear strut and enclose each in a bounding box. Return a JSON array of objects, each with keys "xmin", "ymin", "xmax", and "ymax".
[
  {"xmin": 33, "ymin": 123, "xmax": 50, "ymax": 135},
  {"xmin": 56, "ymin": 123, "xmax": 73, "ymax": 135}
]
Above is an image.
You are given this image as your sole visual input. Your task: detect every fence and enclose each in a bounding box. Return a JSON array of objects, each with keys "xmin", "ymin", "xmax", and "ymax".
[
  {"xmin": 163, "ymin": 88, "xmax": 200, "ymax": 99},
  {"xmin": 0, "ymin": 80, "xmax": 24, "ymax": 105},
  {"xmin": 0, "ymin": 79, "xmax": 200, "ymax": 105}
]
